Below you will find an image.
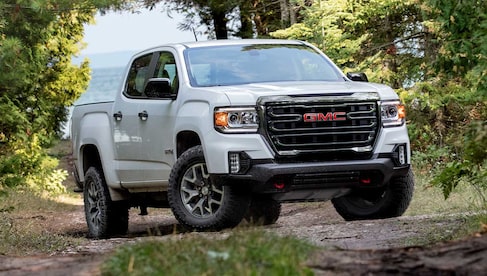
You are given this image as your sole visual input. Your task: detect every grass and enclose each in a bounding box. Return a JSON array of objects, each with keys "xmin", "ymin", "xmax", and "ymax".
[
  {"xmin": 401, "ymin": 166, "xmax": 487, "ymax": 246},
  {"xmin": 101, "ymin": 230, "xmax": 315, "ymax": 276},
  {"xmin": 406, "ymin": 170, "xmax": 486, "ymax": 216},
  {"xmin": 401, "ymin": 212, "xmax": 487, "ymax": 247},
  {"xmin": 0, "ymin": 139, "xmax": 87, "ymax": 256},
  {"xmin": 0, "ymin": 188, "xmax": 84, "ymax": 256},
  {"xmin": 0, "ymin": 216, "xmax": 78, "ymax": 255}
]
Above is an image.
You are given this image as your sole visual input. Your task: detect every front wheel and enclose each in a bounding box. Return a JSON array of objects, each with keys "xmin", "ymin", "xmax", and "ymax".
[
  {"xmin": 83, "ymin": 166, "xmax": 129, "ymax": 238},
  {"xmin": 168, "ymin": 146, "xmax": 250, "ymax": 231},
  {"xmin": 332, "ymin": 169, "xmax": 414, "ymax": 221}
]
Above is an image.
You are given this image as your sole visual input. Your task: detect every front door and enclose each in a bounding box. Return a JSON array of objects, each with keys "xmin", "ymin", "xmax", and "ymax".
[{"xmin": 112, "ymin": 50, "xmax": 180, "ymax": 189}]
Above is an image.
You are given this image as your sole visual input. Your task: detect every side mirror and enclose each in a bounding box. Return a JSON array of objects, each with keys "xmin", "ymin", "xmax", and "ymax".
[
  {"xmin": 346, "ymin": 72, "xmax": 369, "ymax": 82},
  {"xmin": 144, "ymin": 78, "xmax": 177, "ymax": 99}
]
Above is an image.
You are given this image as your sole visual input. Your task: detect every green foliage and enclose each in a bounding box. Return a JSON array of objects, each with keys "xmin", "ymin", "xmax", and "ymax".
[
  {"xmin": 406, "ymin": 166, "xmax": 486, "ymax": 216},
  {"xmin": 0, "ymin": 0, "xmax": 123, "ymax": 192},
  {"xmin": 427, "ymin": 0, "xmax": 487, "ymax": 81},
  {"xmin": 432, "ymin": 121, "xmax": 487, "ymax": 200},
  {"xmin": 102, "ymin": 230, "xmax": 315, "ymax": 276},
  {"xmin": 0, "ymin": 135, "xmax": 67, "ymax": 195},
  {"xmin": 271, "ymin": 0, "xmax": 487, "ymax": 202},
  {"xmin": 464, "ymin": 121, "xmax": 487, "ymax": 165},
  {"xmin": 402, "ymin": 80, "xmax": 486, "ymax": 201},
  {"xmin": 432, "ymin": 159, "xmax": 486, "ymax": 203},
  {"xmin": 271, "ymin": 0, "xmax": 423, "ymax": 89}
]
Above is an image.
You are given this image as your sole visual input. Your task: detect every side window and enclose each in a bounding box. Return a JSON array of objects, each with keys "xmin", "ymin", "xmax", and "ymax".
[
  {"xmin": 125, "ymin": 54, "xmax": 153, "ymax": 97},
  {"xmin": 153, "ymin": 52, "xmax": 179, "ymax": 95}
]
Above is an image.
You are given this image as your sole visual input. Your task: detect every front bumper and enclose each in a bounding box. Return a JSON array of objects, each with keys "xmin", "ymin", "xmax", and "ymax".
[{"xmin": 213, "ymin": 157, "xmax": 410, "ymax": 197}]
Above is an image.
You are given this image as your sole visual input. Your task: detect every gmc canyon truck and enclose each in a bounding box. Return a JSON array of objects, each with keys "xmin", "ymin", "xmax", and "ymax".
[{"xmin": 71, "ymin": 39, "xmax": 414, "ymax": 238}]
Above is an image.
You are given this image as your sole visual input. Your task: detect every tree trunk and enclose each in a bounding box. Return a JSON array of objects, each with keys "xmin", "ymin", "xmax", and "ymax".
[
  {"xmin": 252, "ymin": 0, "xmax": 266, "ymax": 37},
  {"xmin": 280, "ymin": 0, "xmax": 290, "ymax": 26},
  {"xmin": 212, "ymin": 10, "xmax": 228, "ymax": 39},
  {"xmin": 238, "ymin": 2, "xmax": 254, "ymax": 38}
]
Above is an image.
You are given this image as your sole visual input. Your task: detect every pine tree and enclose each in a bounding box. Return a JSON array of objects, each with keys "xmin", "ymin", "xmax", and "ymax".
[{"xmin": 0, "ymin": 0, "xmax": 122, "ymax": 192}]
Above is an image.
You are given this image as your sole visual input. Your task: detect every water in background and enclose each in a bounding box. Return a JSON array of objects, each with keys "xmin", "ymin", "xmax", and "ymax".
[
  {"xmin": 75, "ymin": 66, "xmax": 126, "ymax": 105},
  {"xmin": 63, "ymin": 51, "xmax": 135, "ymax": 137},
  {"xmin": 71, "ymin": 50, "xmax": 135, "ymax": 105},
  {"xmin": 63, "ymin": 66, "xmax": 126, "ymax": 138}
]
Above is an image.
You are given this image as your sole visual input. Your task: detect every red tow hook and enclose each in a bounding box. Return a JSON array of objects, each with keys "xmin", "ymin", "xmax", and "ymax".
[
  {"xmin": 360, "ymin": 178, "xmax": 371, "ymax": 185},
  {"xmin": 273, "ymin": 182, "xmax": 285, "ymax": 189}
]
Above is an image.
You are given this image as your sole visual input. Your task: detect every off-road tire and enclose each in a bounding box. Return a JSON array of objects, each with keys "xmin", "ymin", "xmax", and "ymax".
[
  {"xmin": 244, "ymin": 195, "xmax": 281, "ymax": 225},
  {"xmin": 83, "ymin": 166, "xmax": 129, "ymax": 238},
  {"xmin": 332, "ymin": 169, "xmax": 414, "ymax": 221},
  {"xmin": 168, "ymin": 146, "xmax": 250, "ymax": 231}
]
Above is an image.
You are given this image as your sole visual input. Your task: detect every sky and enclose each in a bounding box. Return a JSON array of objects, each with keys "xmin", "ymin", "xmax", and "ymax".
[{"xmin": 81, "ymin": 6, "xmax": 200, "ymax": 55}]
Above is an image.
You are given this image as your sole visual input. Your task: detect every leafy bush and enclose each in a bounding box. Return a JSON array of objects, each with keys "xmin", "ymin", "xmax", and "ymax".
[
  {"xmin": 0, "ymin": 135, "xmax": 67, "ymax": 195},
  {"xmin": 402, "ymin": 82, "xmax": 486, "ymax": 203},
  {"xmin": 432, "ymin": 121, "xmax": 487, "ymax": 201}
]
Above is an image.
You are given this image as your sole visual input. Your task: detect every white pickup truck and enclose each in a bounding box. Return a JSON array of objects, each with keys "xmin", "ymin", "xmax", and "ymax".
[{"xmin": 71, "ymin": 39, "xmax": 414, "ymax": 238}]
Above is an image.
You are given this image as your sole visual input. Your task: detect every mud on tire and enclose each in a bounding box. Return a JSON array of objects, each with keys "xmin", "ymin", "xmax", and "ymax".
[
  {"xmin": 332, "ymin": 169, "xmax": 414, "ymax": 221},
  {"xmin": 168, "ymin": 146, "xmax": 250, "ymax": 231},
  {"xmin": 83, "ymin": 166, "xmax": 129, "ymax": 239}
]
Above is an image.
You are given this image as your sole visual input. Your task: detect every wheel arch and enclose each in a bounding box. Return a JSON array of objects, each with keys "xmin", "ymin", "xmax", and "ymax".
[
  {"xmin": 81, "ymin": 144, "xmax": 103, "ymax": 176},
  {"xmin": 176, "ymin": 130, "xmax": 201, "ymax": 157},
  {"xmin": 79, "ymin": 143, "xmax": 128, "ymax": 201}
]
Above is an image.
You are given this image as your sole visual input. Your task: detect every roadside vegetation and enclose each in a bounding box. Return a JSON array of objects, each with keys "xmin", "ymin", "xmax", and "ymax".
[
  {"xmin": 102, "ymin": 230, "xmax": 315, "ymax": 276},
  {"xmin": 0, "ymin": 187, "xmax": 84, "ymax": 256}
]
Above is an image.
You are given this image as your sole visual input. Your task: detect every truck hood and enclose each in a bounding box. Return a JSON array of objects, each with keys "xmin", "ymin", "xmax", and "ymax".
[{"xmin": 211, "ymin": 81, "xmax": 399, "ymax": 105}]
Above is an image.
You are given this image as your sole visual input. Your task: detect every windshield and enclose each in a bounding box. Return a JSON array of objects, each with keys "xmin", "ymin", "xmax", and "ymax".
[{"xmin": 185, "ymin": 44, "xmax": 344, "ymax": 87}]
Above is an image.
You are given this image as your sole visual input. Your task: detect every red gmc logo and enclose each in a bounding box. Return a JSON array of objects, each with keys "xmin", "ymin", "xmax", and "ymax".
[{"xmin": 303, "ymin": 112, "xmax": 347, "ymax": 122}]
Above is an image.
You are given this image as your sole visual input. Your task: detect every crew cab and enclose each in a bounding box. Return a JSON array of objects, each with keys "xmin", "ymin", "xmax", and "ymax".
[{"xmin": 71, "ymin": 39, "xmax": 414, "ymax": 238}]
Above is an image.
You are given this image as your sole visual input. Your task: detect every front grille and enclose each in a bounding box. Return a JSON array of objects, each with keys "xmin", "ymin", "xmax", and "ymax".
[{"xmin": 261, "ymin": 94, "xmax": 379, "ymax": 160}]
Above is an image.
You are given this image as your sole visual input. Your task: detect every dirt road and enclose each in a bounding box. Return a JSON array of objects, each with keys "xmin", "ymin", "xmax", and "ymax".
[{"xmin": 1, "ymin": 201, "xmax": 485, "ymax": 275}]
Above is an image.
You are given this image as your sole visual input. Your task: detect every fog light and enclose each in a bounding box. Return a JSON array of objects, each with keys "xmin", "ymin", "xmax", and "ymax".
[
  {"xmin": 229, "ymin": 152, "xmax": 240, "ymax": 174},
  {"xmin": 398, "ymin": 145, "xmax": 406, "ymax": 165}
]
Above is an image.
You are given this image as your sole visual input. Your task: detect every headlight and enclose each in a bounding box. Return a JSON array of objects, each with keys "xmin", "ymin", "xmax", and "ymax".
[
  {"xmin": 381, "ymin": 101, "xmax": 406, "ymax": 127},
  {"xmin": 214, "ymin": 107, "xmax": 259, "ymax": 133}
]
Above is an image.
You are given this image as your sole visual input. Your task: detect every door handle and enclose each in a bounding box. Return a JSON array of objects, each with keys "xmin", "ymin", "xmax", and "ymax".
[
  {"xmin": 113, "ymin": 111, "xmax": 123, "ymax": 121},
  {"xmin": 138, "ymin": 110, "xmax": 148, "ymax": 121}
]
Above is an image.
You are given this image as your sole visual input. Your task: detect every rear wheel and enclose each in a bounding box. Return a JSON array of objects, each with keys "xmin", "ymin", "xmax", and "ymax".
[
  {"xmin": 332, "ymin": 169, "xmax": 414, "ymax": 221},
  {"xmin": 83, "ymin": 166, "xmax": 128, "ymax": 238},
  {"xmin": 168, "ymin": 146, "xmax": 250, "ymax": 231},
  {"xmin": 244, "ymin": 195, "xmax": 281, "ymax": 225}
]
